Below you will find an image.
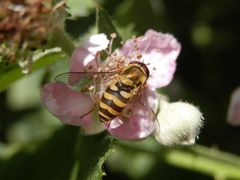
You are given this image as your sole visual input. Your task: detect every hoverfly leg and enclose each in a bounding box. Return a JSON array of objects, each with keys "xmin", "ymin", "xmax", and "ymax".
[
  {"xmin": 105, "ymin": 121, "xmax": 111, "ymax": 130},
  {"xmin": 135, "ymin": 88, "xmax": 147, "ymax": 106},
  {"xmin": 135, "ymin": 94, "xmax": 147, "ymax": 106},
  {"xmin": 79, "ymin": 107, "xmax": 95, "ymax": 119}
]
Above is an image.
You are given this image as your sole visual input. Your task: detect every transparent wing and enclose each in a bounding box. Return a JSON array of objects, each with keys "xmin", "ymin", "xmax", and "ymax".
[
  {"xmin": 139, "ymin": 91, "xmax": 159, "ymax": 119},
  {"xmin": 54, "ymin": 71, "xmax": 119, "ymax": 94},
  {"xmin": 54, "ymin": 71, "xmax": 120, "ymax": 121},
  {"xmin": 116, "ymin": 88, "xmax": 159, "ymax": 122}
]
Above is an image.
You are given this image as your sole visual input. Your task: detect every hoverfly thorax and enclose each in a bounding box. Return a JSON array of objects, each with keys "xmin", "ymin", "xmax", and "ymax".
[{"xmin": 121, "ymin": 61, "xmax": 149, "ymax": 87}]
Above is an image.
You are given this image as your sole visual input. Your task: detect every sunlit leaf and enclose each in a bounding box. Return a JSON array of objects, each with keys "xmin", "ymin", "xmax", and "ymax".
[
  {"xmin": 0, "ymin": 51, "xmax": 67, "ymax": 92},
  {"xmin": 48, "ymin": 28, "xmax": 75, "ymax": 56},
  {"xmin": 67, "ymin": 0, "xmax": 96, "ymax": 17}
]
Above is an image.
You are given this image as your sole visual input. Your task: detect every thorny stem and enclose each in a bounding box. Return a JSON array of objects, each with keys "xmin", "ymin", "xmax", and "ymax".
[{"xmin": 114, "ymin": 141, "xmax": 240, "ymax": 179}]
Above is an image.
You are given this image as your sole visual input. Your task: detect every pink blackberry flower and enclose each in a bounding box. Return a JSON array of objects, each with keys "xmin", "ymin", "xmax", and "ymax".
[{"xmin": 41, "ymin": 29, "xmax": 203, "ymax": 143}]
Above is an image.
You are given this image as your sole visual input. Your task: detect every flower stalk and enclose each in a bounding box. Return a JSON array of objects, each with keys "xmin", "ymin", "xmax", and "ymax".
[{"xmin": 115, "ymin": 141, "xmax": 240, "ymax": 179}]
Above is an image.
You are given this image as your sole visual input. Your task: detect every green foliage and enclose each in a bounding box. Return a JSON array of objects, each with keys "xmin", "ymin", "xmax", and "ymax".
[
  {"xmin": 96, "ymin": 7, "xmax": 122, "ymax": 50},
  {"xmin": 48, "ymin": 28, "xmax": 75, "ymax": 56},
  {"xmin": 0, "ymin": 51, "xmax": 67, "ymax": 92},
  {"xmin": 0, "ymin": 127, "xmax": 113, "ymax": 180},
  {"xmin": 66, "ymin": 0, "xmax": 97, "ymax": 18},
  {"xmin": 0, "ymin": 126, "xmax": 79, "ymax": 180},
  {"xmin": 71, "ymin": 133, "xmax": 113, "ymax": 180}
]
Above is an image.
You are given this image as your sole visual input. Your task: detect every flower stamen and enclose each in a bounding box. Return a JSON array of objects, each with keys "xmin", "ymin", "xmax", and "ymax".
[{"xmin": 108, "ymin": 32, "xmax": 117, "ymax": 54}]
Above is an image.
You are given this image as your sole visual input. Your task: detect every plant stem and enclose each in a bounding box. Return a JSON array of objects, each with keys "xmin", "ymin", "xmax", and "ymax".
[{"xmin": 115, "ymin": 141, "xmax": 240, "ymax": 179}]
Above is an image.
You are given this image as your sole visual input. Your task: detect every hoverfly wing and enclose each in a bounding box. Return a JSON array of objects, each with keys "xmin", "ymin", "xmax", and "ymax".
[
  {"xmin": 54, "ymin": 70, "xmax": 121, "ymax": 121},
  {"xmin": 135, "ymin": 89, "xmax": 159, "ymax": 123},
  {"xmin": 54, "ymin": 71, "xmax": 119, "ymax": 93},
  {"xmin": 55, "ymin": 72, "xmax": 92, "ymax": 91}
]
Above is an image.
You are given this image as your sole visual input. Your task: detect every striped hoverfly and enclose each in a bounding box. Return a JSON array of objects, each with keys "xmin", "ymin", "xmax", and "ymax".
[{"xmin": 55, "ymin": 60, "xmax": 157, "ymax": 123}]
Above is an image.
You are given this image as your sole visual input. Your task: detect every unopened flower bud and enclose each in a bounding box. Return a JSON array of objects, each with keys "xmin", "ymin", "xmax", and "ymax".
[{"xmin": 154, "ymin": 100, "xmax": 204, "ymax": 146}]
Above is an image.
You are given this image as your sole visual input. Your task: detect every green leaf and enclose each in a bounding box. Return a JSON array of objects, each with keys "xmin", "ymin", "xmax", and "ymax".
[
  {"xmin": 0, "ymin": 51, "xmax": 67, "ymax": 92},
  {"xmin": 71, "ymin": 132, "xmax": 113, "ymax": 180},
  {"xmin": 67, "ymin": 0, "xmax": 96, "ymax": 17},
  {"xmin": 48, "ymin": 28, "xmax": 75, "ymax": 56},
  {"xmin": 0, "ymin": 126, "xmax": 79, "ymax": 180},
  {"xmin": 96, "ymin": 7, "xmax": 122, "ymax": 50}
]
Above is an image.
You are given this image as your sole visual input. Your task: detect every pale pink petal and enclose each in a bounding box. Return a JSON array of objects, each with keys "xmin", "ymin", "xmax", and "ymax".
[
  {"xmin": 69, "ymin": 35, "xmax": 110, "ymax": 83},
  {"xmin": 105, "ymin": 88, "xmax": 157, "ymax": 140},
  {"xmin": 142, "ymin": 50, "xmax": 177, "ymax": 88},
  {"xmin": 141, "ymin": 29, "xmax": 180, "ymax": 54},
  {"xmin": 69, "ymin": 47, "xmax": 98, "ymax": 86},
  {"xmin": 79, "ymin": 112, "xmax": 105, "ymax": 135},
  {"xmin": 69, "ymin": 47, "xmax": 97, "ymax": 72},
  {"xmin": 119, "ymin": 29, "xmax": 181, "ymax": 88},
  {"xmin": 41, "ymin": 82, "xmax": 96, "ymax": 129},
  {"xmin": 227, "ymin": 87, "xmax": 240, "ymax": 125},
  {"xmin": 106, "ymin": 114, "xmax": 154, "ymax": 140}
]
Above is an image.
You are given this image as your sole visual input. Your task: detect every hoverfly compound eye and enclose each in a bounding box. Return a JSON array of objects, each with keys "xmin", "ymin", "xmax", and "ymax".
[
  {"xmin": 129, "ymin": 61, "xmax": 149, "ymax": 78},
  {"xmin": 142, "ymin": 63, "xmax": 149, "ymax": 78}
]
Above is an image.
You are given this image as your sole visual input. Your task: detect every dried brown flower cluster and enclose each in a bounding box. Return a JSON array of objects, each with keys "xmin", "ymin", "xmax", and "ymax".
[{"xmin": 0, "ymin": 0, "xmax": 65, "ymax": 73}]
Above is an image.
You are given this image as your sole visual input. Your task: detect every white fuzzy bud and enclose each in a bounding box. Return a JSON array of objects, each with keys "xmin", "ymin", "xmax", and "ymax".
[
  {"xmin": 227, "ymin": 87, "xmax": 240, "ymax": 126},
  {"xmin": 154, "ymin": 100, "xmax": 204, "ymax": 146}
]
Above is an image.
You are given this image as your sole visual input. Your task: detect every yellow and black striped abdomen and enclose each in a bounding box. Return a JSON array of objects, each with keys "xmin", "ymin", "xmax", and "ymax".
[{"xmin": 99, "ymin": 80, "xmax": 134, "ymax": 122}]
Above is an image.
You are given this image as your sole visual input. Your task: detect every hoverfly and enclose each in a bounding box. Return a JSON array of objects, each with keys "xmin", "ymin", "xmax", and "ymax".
[{"xmin": 55, "ymin": 61, "xmax": 152, "ymax": 123}]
